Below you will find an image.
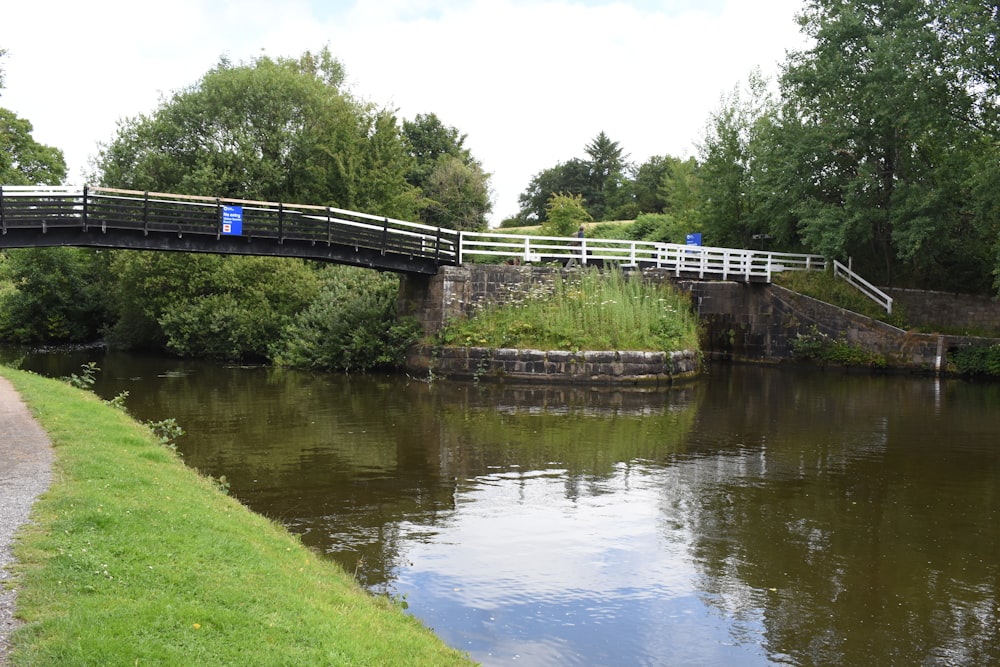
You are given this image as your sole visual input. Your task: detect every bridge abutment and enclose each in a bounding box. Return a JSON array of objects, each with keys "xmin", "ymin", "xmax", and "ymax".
[{"xmin": 401, "ymin": 265, "xmax": 989, "ymax": 374}]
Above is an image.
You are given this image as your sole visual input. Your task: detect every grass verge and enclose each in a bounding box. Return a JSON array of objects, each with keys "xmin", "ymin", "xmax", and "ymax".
[{"xmin": 2, "ymin": 367, "xmax": 473, "ymax": 666}]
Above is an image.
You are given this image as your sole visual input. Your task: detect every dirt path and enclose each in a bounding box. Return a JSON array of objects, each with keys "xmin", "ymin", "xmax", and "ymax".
[{"xmin": 0, "ymin": 376, "xmax": 53, "ymax": 665}]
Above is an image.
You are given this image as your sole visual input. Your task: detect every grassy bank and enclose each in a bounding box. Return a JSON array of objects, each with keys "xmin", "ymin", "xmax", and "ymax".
[
  {"xmin": 2, "ymin": 368, "xmax": 473, "ymax": 666},
  {"xmin": 434, "ymin": 267, "xmax": 700, "ymax": 353}
]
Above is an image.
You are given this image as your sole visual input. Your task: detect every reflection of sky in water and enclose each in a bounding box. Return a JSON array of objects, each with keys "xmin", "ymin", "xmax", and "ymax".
[{"xmin": 392, "ymin": 464, "xmax": 772, "ymax": 667}]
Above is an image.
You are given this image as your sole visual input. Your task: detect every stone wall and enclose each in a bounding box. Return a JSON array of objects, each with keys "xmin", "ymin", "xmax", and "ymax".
[
  {"xmin": 406, "ymin": 345, "xmax": 699, "ymax": 385},
  {"xmin": 399, "ymin": 264, "xmax": 1000, "ymax": 377},
  {"xmin": 884, "ymin": 287, "xmax": 1000, "ymax": 335}
]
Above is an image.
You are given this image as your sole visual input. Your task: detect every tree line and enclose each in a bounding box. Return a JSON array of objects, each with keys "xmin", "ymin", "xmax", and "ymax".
[
  {"xmin": 2, "ymin": 0, "xmax": 999, "ymax": 365},
  {"xmin": 506, "ymin": 0, "xmax": 1000, "ymax": 295}
]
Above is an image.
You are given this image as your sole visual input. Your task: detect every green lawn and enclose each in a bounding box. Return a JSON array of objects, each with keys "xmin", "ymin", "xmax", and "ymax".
[{"xmin": 3, "ymin": 367, "xmax": 474, "ymax": 667}]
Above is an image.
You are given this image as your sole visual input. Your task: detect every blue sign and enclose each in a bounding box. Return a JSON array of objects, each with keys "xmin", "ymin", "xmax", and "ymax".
[
  {"xmin": 222, "ymin": 205, "xmax": 243, "ymax": 236},
  {"xmin": 686, "ymin": 232, "xmax": 702, "ymax": 247}
]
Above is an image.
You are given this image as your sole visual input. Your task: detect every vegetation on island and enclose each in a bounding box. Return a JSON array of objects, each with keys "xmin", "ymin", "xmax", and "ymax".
[
  {"xmin": 1, "ymin": 366, "xmax": 473, "ymax": 665},
  {"xmin": 434, "ymin": 267, "xmax": 700, "ymax": 353}
]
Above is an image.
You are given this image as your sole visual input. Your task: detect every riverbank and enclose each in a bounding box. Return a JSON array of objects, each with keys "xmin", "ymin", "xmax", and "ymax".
[{"xmin": 0, "ymin": 367, "xmax": 473, "ymax": 666}]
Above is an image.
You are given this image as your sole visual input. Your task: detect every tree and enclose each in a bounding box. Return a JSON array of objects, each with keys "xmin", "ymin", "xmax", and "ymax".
[
  {"xmin": 0, "ymin": 248, "xmax": 109, "ymax": 343},
  {"xmin": 541, "ymin": 192, "xmax": 592, "ymax": 237},
  {"xmin": 401, "ymin": 113, "xmax": 492, "ymax": 230},
  {"xmin": 0, "ymin": 49, "xmax": 66, "ymax": 185},
  {"xmin": 697, "ymin": 71, "xmax": 777, "ymax": 249},
  {"xmin": 420, "ymin": 155, "xmax": 491, "ymax": 231},
  {"xmin": 583, "ymin": 131, "xmax": 631, "ymax": 220},
  {"xmin": 775, "ymin": 0, "xmax": 996, "ymax": 289},
  {"xmin": 96, "ymin": 48, "xmax": 417, "ymax": 218},
  {"xmin": 516, "ymin": 159, "xmax": 592, "ymax": 224}
]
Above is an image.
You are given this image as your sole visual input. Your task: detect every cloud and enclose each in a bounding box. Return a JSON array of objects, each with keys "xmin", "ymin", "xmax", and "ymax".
[{"xmin": 0, "ymin": 0, "xmax": 805, "ymax": 223}]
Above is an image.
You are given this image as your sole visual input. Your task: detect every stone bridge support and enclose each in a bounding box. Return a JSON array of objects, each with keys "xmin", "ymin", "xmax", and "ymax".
[{"xmin": 399, "ymin": 264, "xmax": 992, "ymax": 373}]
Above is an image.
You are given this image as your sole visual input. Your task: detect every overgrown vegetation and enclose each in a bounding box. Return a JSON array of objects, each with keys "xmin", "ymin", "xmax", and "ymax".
[
  {"xmin": 951, "ymin": 344, "xmax": 1000, "ymax": 378},
  {"xmin": 434, "ymin": 267, "xmax": 699, "ymax": 353},
  {"xmin": 2, "ymin": 367, "xmax": 472, "ymax": 666},
  {"xmin": 789, "ymin": 326, "xmax": 888, "ymax": 369},
  {"xmin": 774, "ymin": 269, "xmax": 908, "ymax": 328}
]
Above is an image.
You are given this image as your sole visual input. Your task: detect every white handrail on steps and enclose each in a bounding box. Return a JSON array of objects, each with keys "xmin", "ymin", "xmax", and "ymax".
[{"xmin": 833, "ymin": 259, "xmax": 893, "ymax": 314}]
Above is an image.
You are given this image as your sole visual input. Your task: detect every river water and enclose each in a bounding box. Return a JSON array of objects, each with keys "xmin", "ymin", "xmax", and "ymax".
[{"xmin": 11, "ymin": 351, "xmax": 1000, "ymax": 666}]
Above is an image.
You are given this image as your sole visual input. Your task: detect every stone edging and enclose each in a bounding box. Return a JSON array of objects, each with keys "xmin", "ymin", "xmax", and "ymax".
[{"xmin": 406, "ymin": 345, "xmax": 700, "ymax": 385}]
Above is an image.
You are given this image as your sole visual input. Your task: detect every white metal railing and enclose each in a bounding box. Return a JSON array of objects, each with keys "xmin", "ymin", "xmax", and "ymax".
[
  {"xmin": 457, "ymin": 230, "xmax": 826, "ymax": 283},
  {"xmin": 833, "ymin": 259, "xmax": 893, "ymax": 314}
]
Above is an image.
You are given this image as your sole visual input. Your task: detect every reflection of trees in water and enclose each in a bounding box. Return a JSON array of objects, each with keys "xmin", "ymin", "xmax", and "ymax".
[{"xmin": 669, "ymin": 367, "xmax": 1000, "ymax": 666}]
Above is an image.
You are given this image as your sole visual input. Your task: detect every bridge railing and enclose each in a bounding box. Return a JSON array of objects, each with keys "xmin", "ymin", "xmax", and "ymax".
[
  {"xmin": 0, "ymin": 186, "xmax": 459, "ymax": 264},
  {"xmin": 457, "ymin": 230, "xmax": 826, "ymax": 282},
  {"xmin": 833, "ymin": 259, "xmax": 893, "ymax": 314}
]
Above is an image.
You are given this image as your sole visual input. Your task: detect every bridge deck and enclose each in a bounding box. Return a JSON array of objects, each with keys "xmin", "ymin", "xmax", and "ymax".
[{"xmin": 0, "ymin": 186, "xmax": 828, "ymax": 282}]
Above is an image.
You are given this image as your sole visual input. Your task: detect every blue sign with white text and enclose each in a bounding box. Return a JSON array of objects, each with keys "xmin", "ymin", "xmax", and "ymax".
[
  {"xmin": 222, "ymin": 205, "xmax": 243, "ymax": 236},
  {"xmin": 686, "ymin": 233, "xmax": 702, "ymax": 247}
]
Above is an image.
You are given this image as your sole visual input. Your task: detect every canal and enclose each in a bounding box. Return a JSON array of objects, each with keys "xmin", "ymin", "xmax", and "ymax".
[{"xmin": 13, "ymin": 351, "xmax": 1000, "ymax": 666}]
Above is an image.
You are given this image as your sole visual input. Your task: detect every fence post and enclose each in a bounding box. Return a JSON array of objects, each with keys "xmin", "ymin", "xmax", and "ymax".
[
  {"xmin": 381, "ymin": 217, "xmax": 389, "ymax": 255},
  {"xmin": 278, "ymin": 203, "xmax": 284, "ymax": 244},
  {"xmin": 82, "ymin": 185, "xmax": 89, "ymax": 232},
  {"xmin": 1, "ymin": 186, "xmax": 5, "ymax": 235}
]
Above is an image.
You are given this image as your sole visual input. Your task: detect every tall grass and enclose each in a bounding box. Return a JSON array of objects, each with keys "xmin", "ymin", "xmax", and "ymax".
[{"xmin": 436, "ymin": 267, "xmax": 700, "ymax": 352}]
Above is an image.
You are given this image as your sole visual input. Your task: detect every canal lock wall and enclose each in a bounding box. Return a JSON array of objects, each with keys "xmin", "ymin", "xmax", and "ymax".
[{"xmin": 399, "ymin": 265, "xmax": 1000, "ymax": 379}]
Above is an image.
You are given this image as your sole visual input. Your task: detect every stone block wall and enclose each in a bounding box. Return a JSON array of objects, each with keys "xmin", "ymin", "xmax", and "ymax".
[
  {"xmin": 884, "ymin": 288, "xmax": 1000, "ymax": 335},
  {"xmin": 406, "ymin": 345, "xmax": 700, "ymax": 385},
  {"xmin": 399, "ymin": 264, "xmax": 1000, "ymax": 377}
]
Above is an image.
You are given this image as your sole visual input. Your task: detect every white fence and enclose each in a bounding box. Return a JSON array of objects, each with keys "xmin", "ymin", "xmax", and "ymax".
[
  {"xmin": 457, "ymin": 230, "xmax": 826, "ymax": 283},
  {"xmin": 833, "ymin": 259, "xmax": 893, "ymax": 314}
]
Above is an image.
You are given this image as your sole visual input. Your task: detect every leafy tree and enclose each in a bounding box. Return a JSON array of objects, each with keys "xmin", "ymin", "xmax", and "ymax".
[
  {"xmin": 516, "ymin": 159, "xmax": 592, "ymax": 224},
  {"xmin": 631, "ymin": 155, "xmax": 674, "ymax": 214},
  {"xmin": 541, "ymin": 192, "xmax": 592, "ymax": 237},
  {"xmin": 775, "ymin": 0, "xmax": 995, "ymax": 288},
  {"xmin": 420, "ymin": 154, "xmax": 491, "ymax": 231},
  {"xmin": 402, "ymin": 113, "xmax": 492, "ymax": 230},
  {"xmin": 697, "ymin": 71, "xmax": 776, "ymax": 249},
  {"xmin": 96, "ymin": 48, "xmax": 417, "ymax": 218},
  {"xmin": 106, "ymin": 252, "xmax": 321, "ymax": 360},
  {"xmin": 0, "ymin": 49, "xmax": 66, "ymax": 185},
  {"xmin": 0, "ymin": 248, "xmax": 109, "ymax": 343}
]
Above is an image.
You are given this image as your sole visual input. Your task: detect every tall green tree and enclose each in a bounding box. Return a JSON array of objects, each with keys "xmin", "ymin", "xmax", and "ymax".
[
  {"xmin": 775, "ymin": 0, "xmax": 996, "ymax": 288},
  {"xmin": 697, "ymin": 71, "xmax": 777, "ymax": 249},
  {"xmin": 583, "ymin": 131, "xmax": 631, "ymax": 220},
  {"xmin": 0, "ymin": 49, "xmax": 66, "ymax": 185},
  {"xmin": 97, "ymin": 47, "xmax": 417, "ymax": 217},
  {"xmin": 516, "ymin": 159, "xmax": 592, "ymax": 224},
  {"xmin": 402, "ymin": 113, "xmax": 492, "ymax": 231}
]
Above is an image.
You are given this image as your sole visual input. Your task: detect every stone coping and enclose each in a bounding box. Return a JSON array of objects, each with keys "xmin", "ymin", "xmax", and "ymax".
[{"xmin": 406, "ymin": 345, "xmax": 700, "ymax": 386}]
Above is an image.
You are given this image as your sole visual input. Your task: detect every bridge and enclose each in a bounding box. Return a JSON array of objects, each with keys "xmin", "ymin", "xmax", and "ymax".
[{"xmin": 0, "ymin": 185, "xmax": 829, "ymax": 284}]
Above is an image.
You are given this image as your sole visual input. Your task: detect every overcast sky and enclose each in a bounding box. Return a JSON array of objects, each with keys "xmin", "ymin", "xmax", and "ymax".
[{"xmin": 1, "ymin": 0, "xmax": 807, "ymax": 224}]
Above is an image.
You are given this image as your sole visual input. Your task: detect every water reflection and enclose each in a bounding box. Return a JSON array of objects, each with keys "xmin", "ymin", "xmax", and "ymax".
[{"xmin": 8, "ymin": 351, "xmax": 1000, "ymax": 666}]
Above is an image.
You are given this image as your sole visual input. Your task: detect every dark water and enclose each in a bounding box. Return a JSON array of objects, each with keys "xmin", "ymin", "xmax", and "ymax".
[{"xmin": 10, "ymin": 351, "xmax": 1000, "ymax": 666}]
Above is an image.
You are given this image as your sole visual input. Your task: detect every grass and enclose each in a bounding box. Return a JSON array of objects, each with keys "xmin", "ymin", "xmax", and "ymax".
[
  {"xmin": 434, "ymin": 267, "xmax": 700, "ymax": 352},
  {"xmin": 2, "ymin": 367, "xmax": 473, "ymax": 667},
  {"xmin": 773, "ymin": 269, "xmax": 909, "ymax": 328}
]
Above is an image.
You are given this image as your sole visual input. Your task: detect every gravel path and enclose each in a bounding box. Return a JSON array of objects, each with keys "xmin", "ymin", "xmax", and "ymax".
[{"xmin": 0, "ymin": 376, "xmax": 53, "ymax": 665}]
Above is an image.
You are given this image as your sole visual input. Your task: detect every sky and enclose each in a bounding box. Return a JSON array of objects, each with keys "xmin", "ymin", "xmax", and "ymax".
[{"xmin": 1, "ymin": 0, "xmax": 807, "ymax": 224}]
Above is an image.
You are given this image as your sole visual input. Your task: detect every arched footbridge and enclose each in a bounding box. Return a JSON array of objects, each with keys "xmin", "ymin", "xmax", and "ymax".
[{"xmin": 1, "ymin": 185, "xmax": 832, "ymax": 284}]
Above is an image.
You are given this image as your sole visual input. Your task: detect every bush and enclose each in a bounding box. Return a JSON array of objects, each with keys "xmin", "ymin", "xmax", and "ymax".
[
  {"xmin": 789, "ymin": 326, "xmax": 887, "ymax": 368},
  {"xmin": 273, "ymin": 267, "xmax": 422, "ymax": 372},
  {"xmin": 951, "ymin": 344, "xmax": 1000, "ymax": 377}
]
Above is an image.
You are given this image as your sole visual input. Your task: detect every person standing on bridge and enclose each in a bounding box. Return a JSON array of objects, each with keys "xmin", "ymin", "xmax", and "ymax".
[{"xmin": 577, "ymin": 225, "xmax": 585, "ymax": 239}]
